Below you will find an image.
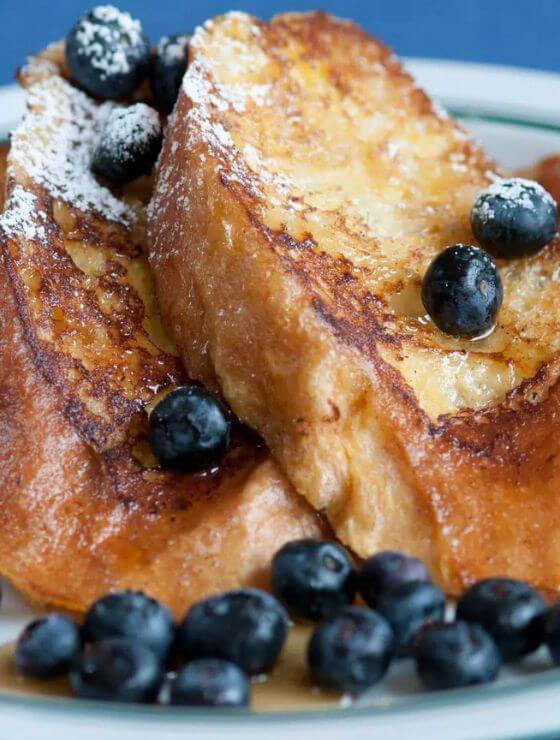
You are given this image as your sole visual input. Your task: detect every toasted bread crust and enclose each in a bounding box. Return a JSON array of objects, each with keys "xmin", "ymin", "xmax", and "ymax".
[
  {"xmin": 149, "ymin": 12, "xmax": 560, "ymax": 594},
  {"xmin": 0, "ymin": 49, "xmax": 326, "ymax": 615}
]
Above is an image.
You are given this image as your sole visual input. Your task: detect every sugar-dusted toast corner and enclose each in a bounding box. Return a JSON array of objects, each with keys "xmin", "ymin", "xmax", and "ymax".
[
  {"xmin": 149, "ymin": 11, "xmax": 560, "ymax": 596},
  {"xmin": 0, "ymin": 44, "xmax": 327, "ymax": 616}
]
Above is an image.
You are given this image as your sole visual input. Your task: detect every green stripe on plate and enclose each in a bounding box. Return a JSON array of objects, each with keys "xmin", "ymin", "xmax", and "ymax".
[{"xmin": 451, "ymin": 108, "xmax": 560, "ymax": 133}]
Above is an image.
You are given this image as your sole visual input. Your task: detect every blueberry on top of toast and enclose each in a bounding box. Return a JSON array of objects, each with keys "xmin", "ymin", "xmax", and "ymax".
[
  {"xmin": 93, "ymin": 103, "xmax": 162, "ymax": 183},
  {"xmin": 151, "ymin": 34, "xmax": 191, "ymax": 113},
  {"xmin": 148, "ymin": 385, "xmax": 232, "ymax": 471},
  {"xmin": 421, "ymin": 244, "xmax": 503, "ymax": 337},
  {"xmin": 472, "ymin": 177, "xmax": 558, "ymax": 258},
  {"xmin": 66, "ymin": 5, "xmax": 151, "ymax": 100}
]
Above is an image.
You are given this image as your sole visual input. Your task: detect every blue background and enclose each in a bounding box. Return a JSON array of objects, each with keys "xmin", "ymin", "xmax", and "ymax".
[{"xmin": 1, "ymin": 0, "xmax": 559, "ymax": 86}]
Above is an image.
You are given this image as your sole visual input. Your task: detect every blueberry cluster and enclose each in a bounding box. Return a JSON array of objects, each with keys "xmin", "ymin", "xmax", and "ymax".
[
  {"xmin": 64, "ymin": 6, "xmax": 190, "ymax": 183},
  {"xmin": 421, "ymin": 179, "xmax": 558, "ymax": 338},
  {"xmin": 14, "ymin": 589, "xmax": 266, "ymax": 707},
  {"xmin": 14, "ymin": 541, "xmax": 560, "ymax": 705}
]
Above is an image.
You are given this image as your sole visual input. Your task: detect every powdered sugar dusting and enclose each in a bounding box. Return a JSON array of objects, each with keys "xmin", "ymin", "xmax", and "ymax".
[
  {"xmin": 149, "ymin": 12, "xmax": 297, "ymax": 243},
  {"xmin": 157, "ymin": 34, "xmax": 190, "ymax": 63},
  {"xmin": 182, "ymin": 14, "xmax": 270, "ymax": 115},
  {"xmin": 8, "ymin": 70, "xmax": 135, "ymax": 225},
  {"xmin": 73, "ymin": 5, "xmax": 145, "ymax": 78},
  {"xmin": 1, "ymin": 186, "xmax": 47, "ymax": 241},
  {"xmin": 102, "ymin": 103, "xmax": 161, "ymax": 154},
  {"xmin": 473, "ymin": 177, "xmax": 557, "ymax": 224}
]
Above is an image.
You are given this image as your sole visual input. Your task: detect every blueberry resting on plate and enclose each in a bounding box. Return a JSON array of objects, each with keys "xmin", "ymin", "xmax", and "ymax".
[
  {"xmin": 421, "ymin": 244, "xmax": 503, "ymax": 337},
  {"xmin": 69, "ymin": 637, "xmax": 163, "ymax": 703},
  {"xmin": 92, "ymin": 103, "xmax": 162, "ymax": 183},
  {"xmin": 176, "ymin": 589, "xmax": 288, "ymax": 675},
  {"xmin": 456, "ymin": 578, "xmax": 547, "ymax": 661},
  {"xmin": 471, "ymin": 178, "xmax": 558, "ymax": 258},
  {"xmin": 14, "ymin": 615, "xmax": 81, "ymax": 679},
  {"xmin": 357, "ymin": 551, "xmax": 432, "ymax": 609},
  {"xmin": 82, "ymin": 590, "xmax": 174, "ymax": 663},
  {"xmin": 151, "ymin": 34, "xmax": 190, "ymax": 113},
  {"xmin": 307, "ymin": 606, "xmax": 394, "ymax": 694},
  {"xmin": 414, "ymin": 621, "xmax": 501, "ymax": 691},
  {"xmin": 168, "ymin": 658, "xmax": 250, "ymax": 707},
  {"xmin": 66, "ymin": 6, "xmax": 151, "ymax": 100},
  {"xmin": 375, "ymin": 581, "xmax": 445, "ymax": 655},
  {"xmin": 148, "ymin": 386, "xmax": 232, "ymax": 472},
  {"xmin": 271, "ymin": 539, "xmax": 356, "ymax": 621},
  {"xmin": 540, "ymin": 602, "xmax": 560, "ymax": 665}
]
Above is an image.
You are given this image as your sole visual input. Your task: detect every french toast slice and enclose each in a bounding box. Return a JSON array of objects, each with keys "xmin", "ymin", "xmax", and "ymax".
[
  {"xmin": 149, "ymin": 11, "xmax": 560, "ymax": 595},
  {"xmin": 0, "ymin": 45, "xmax": 325, "ymax": 616}
]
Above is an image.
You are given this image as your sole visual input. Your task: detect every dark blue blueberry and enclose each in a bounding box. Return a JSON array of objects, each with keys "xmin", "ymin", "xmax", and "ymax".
[
  {"xmin": 148, "ymin": 386, "xmax": 231, "ymax": 472},
  {"xmin": 357, "ymin": 551, "xmax": 432, "ymax": 609},
  {"xmin": 307, "ymin": 606, "xmax": 394, "ymax": 694},
  {"xmin": 541, "ymin": 602, "xmax": 560, "ymax": 665},
  {"xmin": 151, "ymin": 34, "xmax": 190, "ymax": 113},
  {"xmin": 375, "ymin": 581, "xmax": 445, "ymax": 655},
  {"xmin": 92, "ymin": 104, "xmax": 162, "ymax": 183},
  {"xmin": 456, "ymin": 578, "xmax": 546, "ymax": 661},
  {"xmin": 83, "ymin": 590, "xmax": 174, "ymax": 662},
  {"xmin": 414, "ymin": 621, "xmax": 501, "ymax": 690},
  {"xmin": 421, "ymin": 244, "xmax": 503, "ymax": 337},
  {"xmin": 66, "ymin": 6, "xmax": 151, "ymax": 100},
  {"xmin": 14, "ymin": 614, "xmax": 81, "ymax": 679},
  {"xmin": 271, "ymin": 539, "xmax": 356, "ymax": 621},
  {"xmin": 168, "ymin": 659, "xmax": 250, "ymax": 707},
  {"xmin": 69, "ymin": 637, "xmax": 163, "ymax": 703},
  {"xmin": 176, "ymin": 589, "xmax": 288, "ymax": 675},
  {"xmin": 472, "ymin": 178, "xmax": 558, "ymax": 258}
]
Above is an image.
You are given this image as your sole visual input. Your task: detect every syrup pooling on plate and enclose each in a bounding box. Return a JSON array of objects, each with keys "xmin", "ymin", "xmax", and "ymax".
[{"xmin": 0, "ymin": 627, "xmax": 343, "ymax": 713}]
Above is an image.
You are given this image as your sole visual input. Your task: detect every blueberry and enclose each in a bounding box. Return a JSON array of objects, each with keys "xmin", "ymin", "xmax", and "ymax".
[
  {"xmin": 421, "ymin": 244, "xmax": 503, "ymax": 337},
  {"xmin": 271, "ymin": 539, "xmax": 356, "ymax": 621},
  {"xmin": 176, "ymin": 589, "xmax": 288, "ymax": 675},
  {"xmin": 168, "ymin": 659, "xmax": 250, "ymax": 707},
  {"xmin": 357, "ymin": 551, "xmax": 432, "ymax": 609},
  {"xmin": 151, "ymin": 34, "xmax": 190, "ymax": 113},
  {"xmin": 472, "ymin": 178, "xmax": 558, "ymax": 258},
  {"xmin": 148, "ymin": 386, "xmax": 232, "ymax": 472},
  {"xmin": 375, "ymin": 581, "xmax": 445, "ymax": 655},
  {"xmin": 541, "ymin": 602, "xmax": 560, "ymax": 665},
  {"xmin": 414, "ymin": 621, "xmax": 501, "ymax": 690},
  {"xmin": 66, "ymin": 6, "xmax": 151, "ymax": 100},
  {"xmin": 307, "ymin": 606, "xmax": 394, "ymax": 694},
  {"xmin": 92, "ymin": 104, "xmax": 162, "ymax": 183},
  {"xmin": 14, "ymin": 615, "xmax": 81, "ymax": 679},
  {"xmin": 83, "ymin": 590, "xmax": 174, "ymax": 662},
  {"xmin": 69, "ymin": 637, "xmax": 163, "ymax": 703},
  {"xmin": 456, "ymin": 578, "xmax": 547, "ymax": 661}
]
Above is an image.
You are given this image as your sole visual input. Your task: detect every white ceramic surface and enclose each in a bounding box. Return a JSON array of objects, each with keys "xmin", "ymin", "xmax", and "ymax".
[{"xmin": 1, "ymin": 59, "xmax": 560, "ymax": 740}]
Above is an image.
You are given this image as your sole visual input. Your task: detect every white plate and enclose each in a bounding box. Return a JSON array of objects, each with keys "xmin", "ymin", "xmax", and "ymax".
[{"xmin": 2, "ymin": 59, "xmax": 560, "ymax": 740}]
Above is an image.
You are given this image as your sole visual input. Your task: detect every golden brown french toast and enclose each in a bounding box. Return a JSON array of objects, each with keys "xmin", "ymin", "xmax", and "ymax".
[
  {"xmin": 149, "ymin": 11, "xmax": 560, "ymax": 595},
  {"xmin": 0, "ymin": 44, "xmax": 326, "ymax": 616}
]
